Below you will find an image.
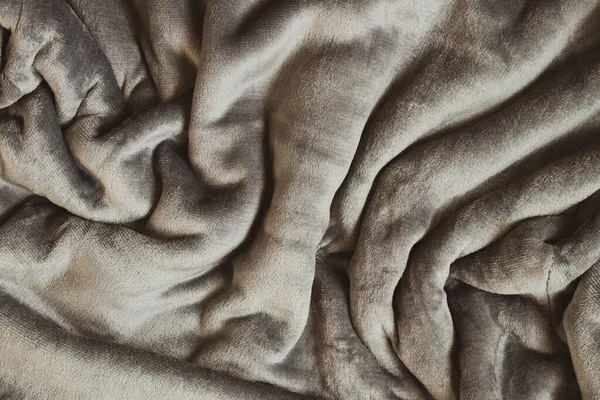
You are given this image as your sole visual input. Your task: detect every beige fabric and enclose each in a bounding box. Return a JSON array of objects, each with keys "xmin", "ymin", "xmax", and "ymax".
[{"xmin": 1, "ymin": 0, "xmax": 600, "ymax": 398}]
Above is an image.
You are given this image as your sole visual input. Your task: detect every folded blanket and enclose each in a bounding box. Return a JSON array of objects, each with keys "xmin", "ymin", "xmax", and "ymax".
[{"xmin": 1, "ymin": 0, "xmax": 600, "ymax": 399}]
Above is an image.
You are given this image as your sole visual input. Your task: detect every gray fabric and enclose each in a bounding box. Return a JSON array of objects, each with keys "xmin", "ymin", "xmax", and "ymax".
[{"xmin": 0, "ymin": 0, "xmax": 599, "ymax": 399}]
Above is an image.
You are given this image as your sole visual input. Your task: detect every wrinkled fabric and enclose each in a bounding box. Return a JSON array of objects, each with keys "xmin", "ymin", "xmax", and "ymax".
[{"xmin": 1, "ymin": 0, "xmax": 600, "ymax": 399}]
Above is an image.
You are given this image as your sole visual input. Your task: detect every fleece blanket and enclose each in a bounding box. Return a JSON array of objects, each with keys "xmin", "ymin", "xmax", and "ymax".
[{"xmin": 1, "ymin": 0, "xmax": 600, "ymax": 399}]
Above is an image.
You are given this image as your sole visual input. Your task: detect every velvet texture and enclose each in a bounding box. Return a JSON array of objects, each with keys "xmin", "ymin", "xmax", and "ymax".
[{"xmin": 1, "ymin": 0, "xmax": 600, "ymax": 399}]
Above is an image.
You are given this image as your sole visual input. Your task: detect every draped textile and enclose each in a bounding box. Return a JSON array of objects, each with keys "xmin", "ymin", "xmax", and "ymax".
[{"xmin": 1, "ymin": 0, "xmax": 600, "ymax": 399}]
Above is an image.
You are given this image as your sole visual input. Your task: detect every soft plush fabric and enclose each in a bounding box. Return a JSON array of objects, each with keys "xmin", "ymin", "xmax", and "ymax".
[{"xmin": 1, "ymin": 0, "xmax": 600, "ymax": 399}]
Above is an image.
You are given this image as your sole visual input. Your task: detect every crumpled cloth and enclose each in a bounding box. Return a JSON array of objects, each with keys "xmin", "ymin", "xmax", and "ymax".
[{"xmin": 1, "ymin": 0, "xmax": 600, "ymax": 399}]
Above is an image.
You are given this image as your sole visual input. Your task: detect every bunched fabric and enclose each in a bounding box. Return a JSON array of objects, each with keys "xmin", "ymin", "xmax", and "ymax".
[{"xmin": 1, "ymin": 0, "xmax": 600, "ymax": 399}]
